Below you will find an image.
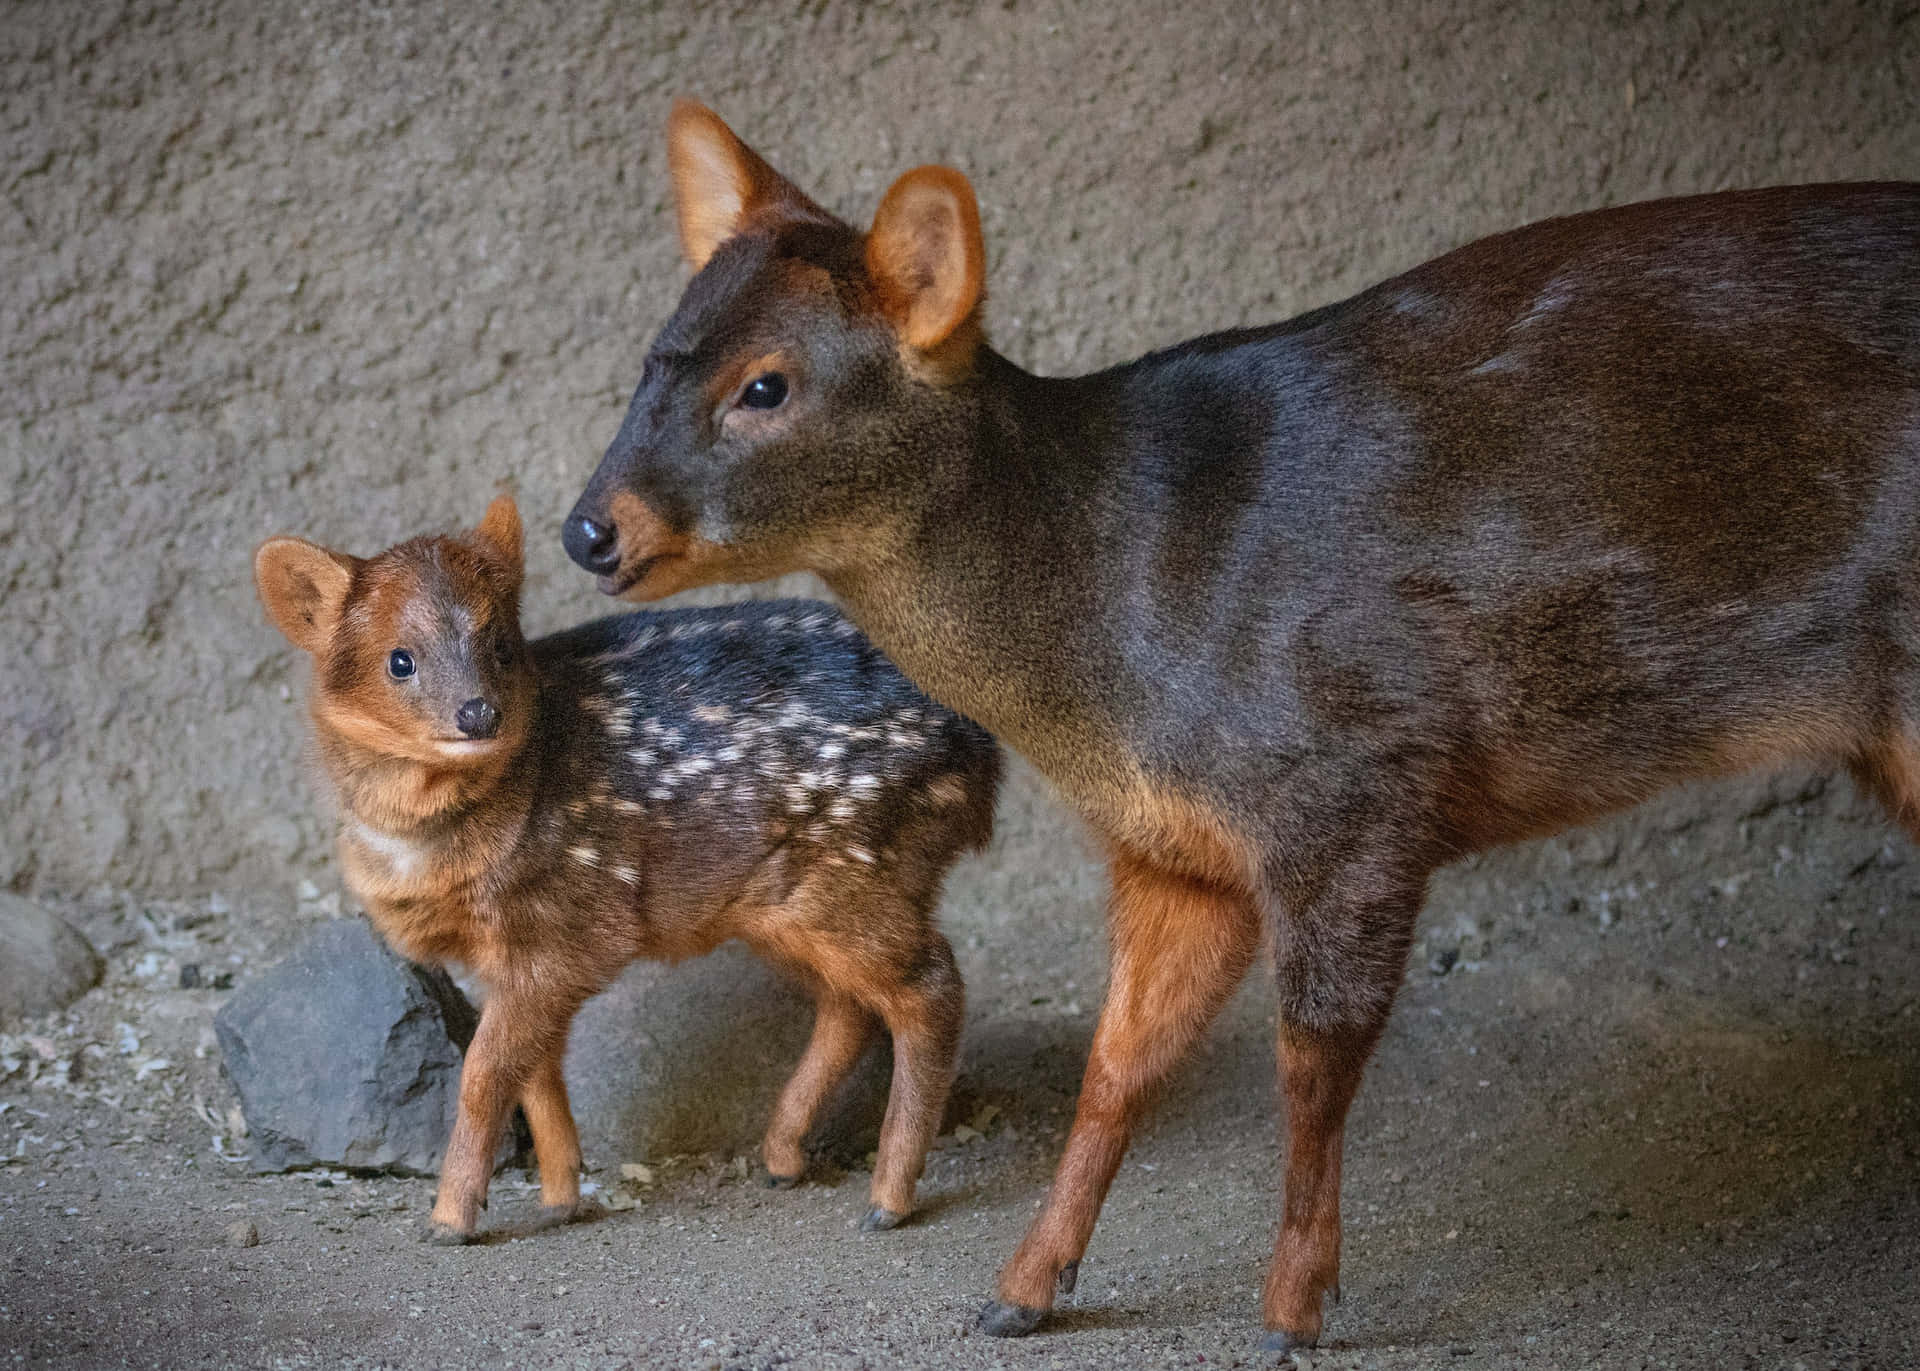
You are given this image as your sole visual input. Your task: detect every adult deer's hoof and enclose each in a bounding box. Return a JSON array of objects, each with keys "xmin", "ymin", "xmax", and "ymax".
[
  {"xmin": 859, "ymin": 1206, "xmax": 904, "ymax": 1232},
  {"xmin": 977, "ymin": 1299, "xmax": 1046, "ymax": 1338},
  {"xmin": 423, "ymin": 1220, "xmax": 477, "ymax": 1246},
  {"xmin": 761, "ymin": 1170, "xmax": 801, "ymax": 1190}
]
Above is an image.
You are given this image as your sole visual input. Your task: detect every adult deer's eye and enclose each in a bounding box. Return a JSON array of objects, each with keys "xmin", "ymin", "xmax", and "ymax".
[
  {"xmin": 388, "ymin": 649, "xmax": 416, "ymax": 680},
  {"xmin": 739, "ymin": 373, "xmax": 788, "ymax": 410}
]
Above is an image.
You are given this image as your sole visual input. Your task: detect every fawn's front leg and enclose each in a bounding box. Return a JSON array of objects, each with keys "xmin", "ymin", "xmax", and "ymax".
[
  {"xmin": 980, "ymin": 850, "xmax": 1259, "ymax": 1335},
  {"xmin": 428, "ymin": 989, "xmax": 581, "ymax": 1243},
  {"xmin": 520, "ymin": 1049, "xmax": 602, "ymax": 1228}
]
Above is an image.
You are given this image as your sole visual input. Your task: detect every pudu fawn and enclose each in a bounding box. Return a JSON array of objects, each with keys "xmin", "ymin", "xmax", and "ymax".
[
  {"xmin": 562, "ymin": 100, "xmax": 1920, "ymax": 1348},
  {"xmin": 255, "ymin": 495, "xmax": 999, "ymax": 1240}
]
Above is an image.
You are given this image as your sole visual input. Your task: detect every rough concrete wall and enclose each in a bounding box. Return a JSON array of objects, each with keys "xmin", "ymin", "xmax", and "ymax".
[{"xmin": 3, "ymin": 0, "xmax": 1917, "ymax": 901}]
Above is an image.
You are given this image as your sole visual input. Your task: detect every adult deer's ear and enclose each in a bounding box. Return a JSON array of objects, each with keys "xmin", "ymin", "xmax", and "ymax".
[
  {"xmin": 471, "ymin": 493, "xmax": 524, "ymax": 583},
  {"xmin": 865, "ymin": 165, "xmax": 985, "ymax": 353},
  {"xmin": 667, "ymin": 99, "xmax": 831, "ymax": 269},
  {"xmin": 255, "ymin": 537, "xmax": 357, "ymax": 654}
]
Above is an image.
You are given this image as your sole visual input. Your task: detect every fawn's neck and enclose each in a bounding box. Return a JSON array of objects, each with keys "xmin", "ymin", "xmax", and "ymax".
[{"xmin": 315, "ymin": 713, "xmax": 540, "ymax": 908}]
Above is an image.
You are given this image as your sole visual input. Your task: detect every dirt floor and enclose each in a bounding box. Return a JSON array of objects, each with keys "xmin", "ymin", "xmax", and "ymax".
[{"xmin": 4, "ymin": 1, "xmax": 1920, "ymax": 1368}]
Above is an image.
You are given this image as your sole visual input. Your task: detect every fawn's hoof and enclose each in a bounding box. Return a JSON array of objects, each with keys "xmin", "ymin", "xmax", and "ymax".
[
  {"xmin": 859, "ymin": 1206, "xmax": 905, "ymax": 1232},
  {"xmin": 533, "ymin": 1198, "xmax": 604, "ymax": 1230},
  {"xmin": 423, "ymin": 1220, "xmax": 477, "ymax": 1246},
  {"xmin": 977, "ymin": 1299, "xmax": 1047, "ymax": 1338},
  {"xmin": 761, "ymin": 1170, "xmax": 801, "ymax": 1190},
  {"xmin": 1258, "ymin": 1328, "xmax": 1316, "ymax": 1354},
  {"xmin": 1055, "ymin": 1260, "xmax": 1079, "ymax": 1295}
]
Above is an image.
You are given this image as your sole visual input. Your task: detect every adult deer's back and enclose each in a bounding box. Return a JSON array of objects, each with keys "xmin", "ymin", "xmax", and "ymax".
[{"xmin": 563, "ymin": 99, "xmax": 1920, "ymax": 1350}]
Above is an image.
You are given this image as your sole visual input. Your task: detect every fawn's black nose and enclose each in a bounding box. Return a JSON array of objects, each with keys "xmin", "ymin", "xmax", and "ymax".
[
  {"xmin": 563, "ymin": 513, "xmax": 621, "ymax": 575},
  {"xmin": 455, "ymin": 697, "xmax": 500, "ymax": 740}
]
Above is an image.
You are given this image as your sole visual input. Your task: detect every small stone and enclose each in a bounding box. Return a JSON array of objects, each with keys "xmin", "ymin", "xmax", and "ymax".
[
  {"xmin": 224, "ymin": 1218, "xmax": 259, "ymax": 1248},
  {"xmin": 620, "ymin": 1162, "xmax": 654, "ymax": 1185},
  {"xmin": 214, "ymin": 918, "xmax": 523, "ymax": 1175},
  {"xmin": 179, "ymin": 963, "xmax": 204, "ymax": 990},
  {"xmin": 0, "ymin": 894, "xmax": 103, "ymax": 1023}
]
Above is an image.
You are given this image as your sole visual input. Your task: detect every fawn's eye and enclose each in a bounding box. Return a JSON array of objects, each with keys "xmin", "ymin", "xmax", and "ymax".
[
  {"xmin": 739, "ymin": 373, "xmax": 788, "ymax": 410},
  {"xmin": 388, "ymin": 649, "xmax": 416, "ymax": 680}
]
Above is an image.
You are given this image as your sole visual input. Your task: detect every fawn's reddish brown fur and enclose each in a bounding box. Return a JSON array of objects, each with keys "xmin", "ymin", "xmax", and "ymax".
[
  {"xmin": 562, "ymin": 102, "xmax": 1920, "ymax": 1348},
  {"xmin": 256, "ymin": 496, "xmax": 999, "ymax": 1240}
]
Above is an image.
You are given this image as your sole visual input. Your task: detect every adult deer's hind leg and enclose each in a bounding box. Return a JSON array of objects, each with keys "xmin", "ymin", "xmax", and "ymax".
[
  {"xmin": 1851, "ymin": 725, "xmax": 1920, "ymax": 843},
  {"xmin": 980, "ymin": 848, "xmax": 1261, "ymax": 1336}
]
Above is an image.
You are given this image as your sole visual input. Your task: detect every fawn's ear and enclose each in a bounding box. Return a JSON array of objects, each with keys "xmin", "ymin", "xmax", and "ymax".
[
  {"xmin": 667, "ymin": 99, "xmax": 827, "ymax": 270},
  {"xmin": 865, "ymin": 165, "xmax": 985, "ymax": 352},
  {"xmin": 471, "ymin": 493, "xmax": 524, "ymax": 579},
  {"xmin": 255, "ymin": 537, "xmax": 356, "ymax": 654}
]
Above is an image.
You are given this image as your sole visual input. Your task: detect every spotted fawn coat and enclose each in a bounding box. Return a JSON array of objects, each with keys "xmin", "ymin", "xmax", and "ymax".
[{"xmin": 255, "ymin": 496, "xmax": 999, "ymax": 1241}]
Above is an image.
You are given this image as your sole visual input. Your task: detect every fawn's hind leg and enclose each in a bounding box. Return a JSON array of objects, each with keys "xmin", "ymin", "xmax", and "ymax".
[
  {"xmin": 981, "ymin": 849, "xmax": 1260, "ymax": 1335},
  {"xmin": 761, "ymin": 993, "xmax": 876, "ymax": 1185},
  {"xmin": 864, "ymin": 935, "xmax": 965, "ymax": 1231}
]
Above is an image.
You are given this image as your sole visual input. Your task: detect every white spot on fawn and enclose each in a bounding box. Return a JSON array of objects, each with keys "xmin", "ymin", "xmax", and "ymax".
[
  {"xmin": 349, "ymin": 820, "xmax": 427, "ymax": 879},
  {"xmin": 569, "ymin": 845, "xmax": 600, "ymax": 868},
  {"xmin": 926, "ymin": 775, "xmax": 968, "ymax": 808},
  {"xmin": 847, "ymin": 846, "xmax": 875, "ymax": 865},
  {"xmin": 611, "ymin": 864, "xmax": 639, "ymax": 886}
]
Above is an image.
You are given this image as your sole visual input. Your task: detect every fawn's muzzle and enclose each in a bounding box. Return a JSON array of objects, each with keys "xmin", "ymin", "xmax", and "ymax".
[
  {"xmin": 563, "ymin": 512, "xmax": 621, "ymax": 575},
  {"xmin": 455, "ymin": 698, "xmax": 501, "ymax": 740}
]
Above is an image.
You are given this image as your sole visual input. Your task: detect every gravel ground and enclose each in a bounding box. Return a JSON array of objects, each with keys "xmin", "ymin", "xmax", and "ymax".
[{"xmin": 4, "ymin": 1, "xmax": 1918, "ymax": 1368}]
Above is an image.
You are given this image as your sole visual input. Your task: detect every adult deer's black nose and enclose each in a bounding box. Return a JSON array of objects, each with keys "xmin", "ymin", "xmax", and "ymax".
[
  {"xmin": 563, "ymin": 513, "xmax": 621, "ymax": 574},
  {"xmin": 455, "ymin": 697, "xmax": 500, "ymax": 740}
]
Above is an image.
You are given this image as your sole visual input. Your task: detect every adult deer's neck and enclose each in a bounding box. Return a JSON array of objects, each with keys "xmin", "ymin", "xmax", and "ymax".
[{"xmin": 824, "ymin": 347, "xmax": 1143, "ymax": 800}]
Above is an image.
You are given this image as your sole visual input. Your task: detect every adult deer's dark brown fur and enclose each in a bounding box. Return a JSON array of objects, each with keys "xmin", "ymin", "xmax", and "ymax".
[{"xmin": 564, "ymin": 100, "xmax": 1920, "ymax": 1350}]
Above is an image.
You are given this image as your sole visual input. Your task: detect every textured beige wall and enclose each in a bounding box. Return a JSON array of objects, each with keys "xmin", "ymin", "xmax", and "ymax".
[{"xmin": 3, "ymin": 0, "xmax": 1916, "ymax": 901}]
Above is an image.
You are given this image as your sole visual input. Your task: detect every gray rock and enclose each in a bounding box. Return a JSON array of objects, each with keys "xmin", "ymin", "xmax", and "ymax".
[
  {"xmin": 215, "ymin": 918, "xmax": 499, "ymax": 1175},
  {"xmin": 0, "ymin": 894, "xmax": 103, "ymax": 1024}
]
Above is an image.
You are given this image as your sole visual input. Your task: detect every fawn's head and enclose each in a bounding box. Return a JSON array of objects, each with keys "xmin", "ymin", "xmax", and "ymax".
[
  {"xmin": 255, "ymin": 495, "xmax": 534, "ymax": 768},
  {"xmin": 564, "ymin": 100, "xmax": 987, "ymax": 599}
]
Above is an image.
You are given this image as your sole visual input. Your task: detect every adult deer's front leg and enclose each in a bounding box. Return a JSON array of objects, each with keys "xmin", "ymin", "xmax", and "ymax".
[
  {"xmin": 1259, "ymin": 862, "xmax": 1424, "ymax": 1351},
  {"xmin": 980, "ymin": 848, "xmax": 1260, "ymax": 1336}
]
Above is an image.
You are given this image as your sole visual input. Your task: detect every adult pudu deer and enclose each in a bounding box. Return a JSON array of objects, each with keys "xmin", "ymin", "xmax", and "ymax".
[{"xmin": 563, "ymin": 99, "xmax": 1919, "ymax": 1350}]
